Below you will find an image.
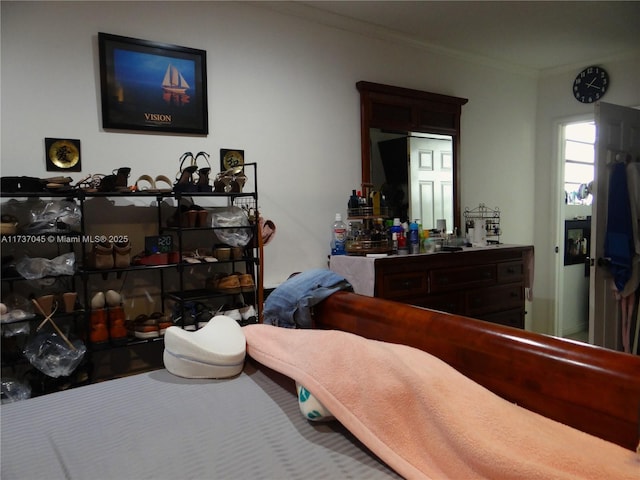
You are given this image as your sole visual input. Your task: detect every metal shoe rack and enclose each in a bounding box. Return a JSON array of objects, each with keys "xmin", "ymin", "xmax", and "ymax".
[{"xmin": 0, "ymin": 162, "xmax": 260, "ymax": 397}]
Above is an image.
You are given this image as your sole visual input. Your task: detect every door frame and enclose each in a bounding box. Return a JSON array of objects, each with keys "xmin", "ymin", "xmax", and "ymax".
[{"xmin": 552, "ymin": 113, "xmax": 594, "ymax": 339}]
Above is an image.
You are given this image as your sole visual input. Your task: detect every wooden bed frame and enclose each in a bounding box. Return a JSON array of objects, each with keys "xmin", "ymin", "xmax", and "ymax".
[{"xmin": 313, "ymin": 291, "xmax": 640, "ymax": 451}]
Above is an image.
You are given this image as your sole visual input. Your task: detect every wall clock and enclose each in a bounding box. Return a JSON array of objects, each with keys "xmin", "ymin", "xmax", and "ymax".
[{"xmin": 573, "ymin": 66, "xmax": 609, "ymax": 104}]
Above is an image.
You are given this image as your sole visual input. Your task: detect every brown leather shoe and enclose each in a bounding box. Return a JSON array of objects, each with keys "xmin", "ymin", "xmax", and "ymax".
[
  {"xmin": 88, "ymin": 242, "xmax": 114, "ymax": 269},
  {"xmin": 113, "ymin": 241, "xmax": 131, "ymax": 268},
  {"xmin": 237, "ymin": 274, "xmax": 254, "ymax": 293},
  {"xmin": 214, "ymin": 274, "xmax": 241, "ymax": 294}
]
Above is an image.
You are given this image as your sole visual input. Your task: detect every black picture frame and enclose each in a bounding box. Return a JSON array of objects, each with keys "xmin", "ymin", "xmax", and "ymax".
[{"xmin": 98, "ymin": 32, "xmax": 208, "ymax": 135}]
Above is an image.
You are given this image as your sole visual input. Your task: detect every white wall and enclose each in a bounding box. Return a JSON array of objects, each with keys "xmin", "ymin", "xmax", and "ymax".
[{"xmin": 3, "ymin": 2, "xmax": 537, "ymax": 317}]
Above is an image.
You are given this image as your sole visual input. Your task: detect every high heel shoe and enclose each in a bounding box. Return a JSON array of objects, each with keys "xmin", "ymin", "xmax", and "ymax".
[
  {"xmin": 113, "ymin": 167, "xmax": 131, "ymax": 192},
  {"xmin": 229, "ymin": 172, "xmax": 247, "ymax": 193},
  {"xmin": 194, "ymin": 151, "xmax": 212, "ymax": 192},
  {"xmin": 173, "ymin": 152, "xmax": 198, "ymax": 193}
]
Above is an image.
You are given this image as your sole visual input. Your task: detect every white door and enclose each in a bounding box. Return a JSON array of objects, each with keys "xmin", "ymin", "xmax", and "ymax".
[
  {"xmin": 589, "ymin": 102, "xmax": 640, "ymax": 349},
  {"xmin": 408, "ymin": 135, "xmax": 453, "ymax": 231}
]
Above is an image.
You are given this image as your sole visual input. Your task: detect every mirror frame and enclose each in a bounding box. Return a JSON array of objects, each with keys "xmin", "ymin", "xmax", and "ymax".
[{"xmin": 357, "ymin": 81, "xmax": 468, "ymax": 231}]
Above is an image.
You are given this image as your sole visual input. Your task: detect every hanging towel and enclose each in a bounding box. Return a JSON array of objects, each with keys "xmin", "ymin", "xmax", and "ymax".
[{"xmin": 604, "ymin": 162, "xmax": 634, "ymax": 292}]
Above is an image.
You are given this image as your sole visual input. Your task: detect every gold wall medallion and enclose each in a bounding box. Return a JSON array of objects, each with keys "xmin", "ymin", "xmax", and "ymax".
[
  {"xmin": 220, "ymin": 149, "xmax": 244, "ymax": 171},
  {"xmin": 45, "ymin": 138, "xmax": 81, "ymax": 171}
]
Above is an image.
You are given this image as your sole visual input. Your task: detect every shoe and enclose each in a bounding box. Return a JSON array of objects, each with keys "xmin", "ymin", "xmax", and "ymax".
[
  {"xmin": 237, "ymin": 274, "xmax": 255, "ymax": 293},
  {"xmin": 34, "ymin": 294, "xmax": 55, "ymax": 317},
  {"xmin": 184, "ymin": 205, "xmax": 207, "ymax": 228},
  {"xmin": 90, "ymin": 291, "xmax": 106, "ymax": 310},
  {"xmin": 104, "ymin": 289, "xmax": 121, "ymax": 308},
  {"xmin": 90, "ymin": 308, "xmax": 109, "ymax": 343},
  {"xmin": 173, "ymin": 152, "xmax": 198, "ymax": 193},
  {"xmin": 88, "ymin": 242, "xmax": 114, "ymax": 269},
  {"xmin": 133, "ymin": 314, "xmax": 159, "ymax": 339},
  {"xmin": 61, "ymin": 292, "xmax": 77, "ymax": 313},
  {"xmin": 229, "ymin": 172, "xmax": 247, "ymax": 193},
  {"xmin": 215, "ymin": 274, "xmax": 241, "ymax": 294},
  {"xmin": 113, "ymin": 241, "xmax": 131, "ymax": 268},
  {"xmin": 149, "ymin": 312, "xmax": 172, "ymax": 336},
  {"xmin": 239, "ymin": 305, "xmax": 257, "ymax": 324},
  {"xmin": 135, "ymin": 174, "xmax": 156, "ymax": 192},
  {"xmin": 108, "ymin": 305, "xmax": 127, "ymax": 342},
  {"xmin": 97, "ymin": 174, "xmax": 117, "ymax": 193},
  {"xmin": 154, "ymin": 175, "xmax": 173, "ymax": 192},
  {"xmin": 113, "ymin": 167, "xmax": 131, "ymax": 192},
  {"xmin": 218, "ymin": 308, "xmax": 241, "ymax": 322},
  {"xmin": 194, "ymin": 152, "xmax": 212, "ymax": 192},
  {"xmin": 213, "ymin": 166, "xmax": 243, "ymax": 193}
]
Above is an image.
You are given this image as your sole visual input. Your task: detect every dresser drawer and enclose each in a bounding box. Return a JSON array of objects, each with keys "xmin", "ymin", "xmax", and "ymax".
[
  {"xmin": 417, "ymin": 292, "xmax": 463, "ymax": 314},
  {"xmin": 429, "ymin": 264, "xmax": 495, "ymax": 293},
  {"xmin": 380, "ymin": 272, "xmax": 428, "ymax": 299},
  {"xmin": 466, "ymin": 284, "xmax": 523, "ymax": 316},
  {"xmin": 497, "ymin": 261, "xmax": 524, "ymax": 284},
  {"xmin": 478, "ymin": 308, "xmax": 525, "ymax": 329}
]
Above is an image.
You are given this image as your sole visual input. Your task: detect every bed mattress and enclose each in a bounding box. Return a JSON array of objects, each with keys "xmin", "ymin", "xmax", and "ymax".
[{"xmin": 1, "ymin": 360, "xmax": 398, "ymax": 479}]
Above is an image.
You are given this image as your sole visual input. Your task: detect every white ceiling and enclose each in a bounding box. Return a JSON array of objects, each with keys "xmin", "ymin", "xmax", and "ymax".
[{"xmin": 267, "ymin": 1, "xmax": 640, "ymax": 74}]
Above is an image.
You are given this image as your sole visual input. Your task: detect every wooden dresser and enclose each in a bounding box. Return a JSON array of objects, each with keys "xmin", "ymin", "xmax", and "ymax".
[{"xmin": 330, "ymin": 245, "xmax": 533, "ymax": 329}]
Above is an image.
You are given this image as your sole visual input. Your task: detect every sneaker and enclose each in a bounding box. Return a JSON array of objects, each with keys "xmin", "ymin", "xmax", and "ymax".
[
  {"xmin": 133, "ymin": 314, "xmax": 159, "ymax": 339},
  {"xmin": 220, "ymin": 308, "xmax": 241, "ymax": 322}
]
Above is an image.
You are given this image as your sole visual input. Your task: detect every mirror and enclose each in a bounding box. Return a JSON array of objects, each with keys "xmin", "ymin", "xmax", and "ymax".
[{"xmin": 357, "ymin": 81, "xmax": 467, "ymax": 232}]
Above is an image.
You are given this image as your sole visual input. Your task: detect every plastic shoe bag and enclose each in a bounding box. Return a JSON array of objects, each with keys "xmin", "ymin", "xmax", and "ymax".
[
  {"xmin": 16, "ymin": 252, "xmax": 75, "ymax": 280},
  {"xmin": 211, "ymin": 206, "xmax": 253, "ymax": 247},
  {"xmin": 23, "ymin": 332, "xmax": 86, "ymax": 378},
  {"xmin": 25, "ymin": 200, "xmax": 81, "ymax": 234},
  {"xmin": 1, "ymin": 378, "xmax": 31, "ymax": 403}
]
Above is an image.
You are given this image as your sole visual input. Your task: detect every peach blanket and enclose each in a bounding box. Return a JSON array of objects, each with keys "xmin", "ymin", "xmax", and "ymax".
[{"xmin": 243, "ymin": 324, "xmax": 639, "ymax": 479}]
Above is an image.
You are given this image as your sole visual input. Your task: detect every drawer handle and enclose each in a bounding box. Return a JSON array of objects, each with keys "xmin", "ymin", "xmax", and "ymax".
[{"xmin": 506, "ymin": 267, "xmax": 516, "ymax": 274}]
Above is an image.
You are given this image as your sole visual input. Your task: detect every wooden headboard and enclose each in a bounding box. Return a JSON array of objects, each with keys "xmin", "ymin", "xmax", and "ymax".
[{"xmin": 313, "ymin": 291, "xmax": 640, "ymax": 451}]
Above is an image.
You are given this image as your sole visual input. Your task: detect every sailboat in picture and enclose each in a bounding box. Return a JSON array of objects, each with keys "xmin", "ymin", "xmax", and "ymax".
[{"xmin": 162, "ymin": 64, "xmax": 190, "ymax": 94}]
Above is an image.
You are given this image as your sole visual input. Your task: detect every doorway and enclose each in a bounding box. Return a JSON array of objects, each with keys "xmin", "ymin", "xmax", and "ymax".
[{"xmin": 555, "ymin": 119, "xmax": 595, "ymax": 342}]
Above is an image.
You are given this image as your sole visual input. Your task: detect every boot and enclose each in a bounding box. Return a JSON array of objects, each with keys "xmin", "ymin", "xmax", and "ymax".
[
  {"xmin": 108, "ymin": 305, "xmax": 127, "ymax": 343},
  {"xmin": 90, "ymin": 308, "xmax": 108, "ymax": 343}
]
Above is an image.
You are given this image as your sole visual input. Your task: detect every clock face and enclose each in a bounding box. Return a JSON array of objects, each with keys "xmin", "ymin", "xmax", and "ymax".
[{"xmin": 573, "ymin": 66, "xmax": 609, "ymax": 104}]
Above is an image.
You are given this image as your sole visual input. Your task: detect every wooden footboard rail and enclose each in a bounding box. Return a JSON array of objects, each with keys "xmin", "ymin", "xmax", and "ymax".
[{"xmin": 313, "ymin": 291, "xmax": 640, "ymax": 451}]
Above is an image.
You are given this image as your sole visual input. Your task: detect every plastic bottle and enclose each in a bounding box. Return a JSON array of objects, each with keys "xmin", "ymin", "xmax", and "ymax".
[
  {"xmin": 331, "ymin": 213, "xmax": 347, "ymax": 255},
  {"xmin": 390, "ymin": 218, "xmax": 403, "ymax": 255},
  {"xmin": 409, "ymin": 222, "xmax": 420, "ymax": 254}
]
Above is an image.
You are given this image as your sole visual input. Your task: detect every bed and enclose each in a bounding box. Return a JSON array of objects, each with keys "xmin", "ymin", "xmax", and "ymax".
[{"xmin": 2, "ymin": 291, "xmax": 639, "ymax": 479}]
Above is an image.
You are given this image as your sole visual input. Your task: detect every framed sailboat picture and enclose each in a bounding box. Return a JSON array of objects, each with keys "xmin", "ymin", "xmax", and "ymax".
[{"xmin": 98, "ymin": 33, "xmax": 208, "ymax": 134}]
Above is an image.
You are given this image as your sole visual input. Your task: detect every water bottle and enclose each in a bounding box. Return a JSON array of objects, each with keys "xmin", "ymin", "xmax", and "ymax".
[{"xmin": 331, "ymin": 213, "xmax": 347, "ymax": 255}]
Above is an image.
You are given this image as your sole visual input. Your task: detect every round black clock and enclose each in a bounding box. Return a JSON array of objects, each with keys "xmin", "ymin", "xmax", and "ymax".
[{"xmin": 573, "ymin": 66, "xmax": 609, "ymax": 104}]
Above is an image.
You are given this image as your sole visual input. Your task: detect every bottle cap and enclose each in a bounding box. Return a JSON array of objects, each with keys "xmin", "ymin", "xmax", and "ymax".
[
  {"xmin": 393, "ymin": 218, "xmax": 401, "ymax": 226},
  {"xmin": 335, "ymin": 213, "xmax": 342, "ymax": 221},
  {"xmin": 409, "ymin": 222, "xmax": 418, "ymax": 230}
]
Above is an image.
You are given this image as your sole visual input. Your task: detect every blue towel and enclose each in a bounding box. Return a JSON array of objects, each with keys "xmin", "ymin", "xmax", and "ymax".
[
  {"xmin": 263, "ymin": 269, "xmax": 352, "ymax": 328},
  {"xmin": 604, "ymin": 162, "xmax": 634, "ymax": 292}
]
